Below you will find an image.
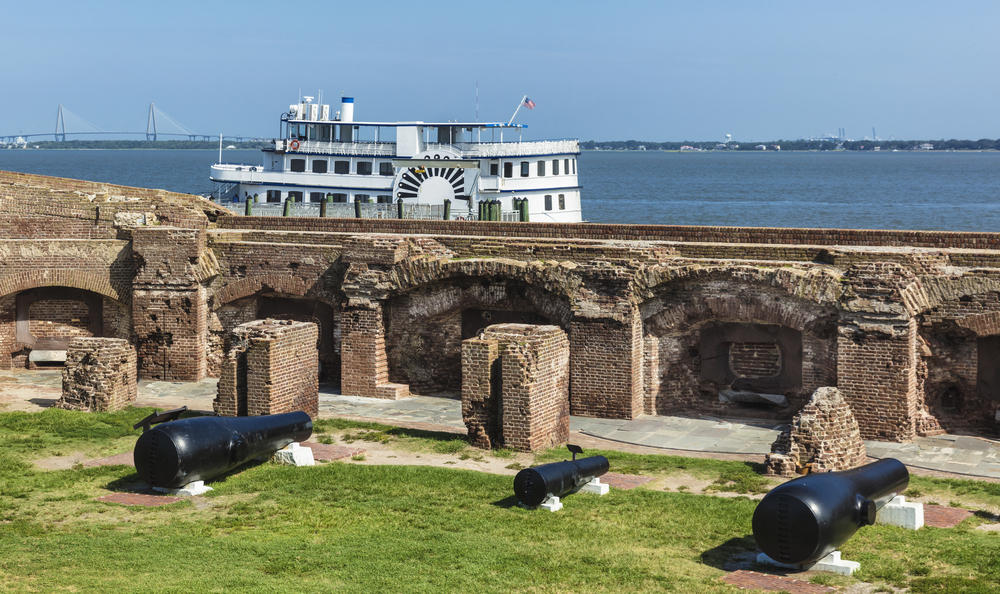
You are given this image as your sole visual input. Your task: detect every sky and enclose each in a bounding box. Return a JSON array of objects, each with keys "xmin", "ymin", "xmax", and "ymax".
[{"xmin": 3, "ymin": 0, "xmax": 998, "ymax": 143}]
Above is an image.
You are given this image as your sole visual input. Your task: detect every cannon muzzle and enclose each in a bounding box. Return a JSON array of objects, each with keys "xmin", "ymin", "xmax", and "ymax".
[
  {"xmin": 133, "ymin": 411, "xmax": 313, "ymax": 489},
  {"xmin": 513, "ymin": 445, "xmax": 610, "ymax": 507},
  {"xmin": 752, "ymin": 458, "xmax": 909, "ymax": 565}
]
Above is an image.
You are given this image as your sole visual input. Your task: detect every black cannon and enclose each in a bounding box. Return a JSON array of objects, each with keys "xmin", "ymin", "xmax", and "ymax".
[
  {"xmin": 133, "ymin": 410, "xmax": 313, "ymax": 489},
  {"xmin": 513, "ymin": 445, "xmax": 610, "ymax": 507},
  {"xmin": 752, "ymin": 458, "xmax": 909, "ymax": 565}
]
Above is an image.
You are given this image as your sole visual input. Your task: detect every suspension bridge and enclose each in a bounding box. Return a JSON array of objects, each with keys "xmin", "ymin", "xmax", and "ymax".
[{"xmin": 1, "ymin": 103, "xmax": 264, "ymax": 144}]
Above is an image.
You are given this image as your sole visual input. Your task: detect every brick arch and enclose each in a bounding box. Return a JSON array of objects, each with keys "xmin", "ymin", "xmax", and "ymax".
[
  {"xmin": 633, "ymin": 265, "xmax": 843, "ymax": 310},
  {"xmin": 387, "ymin": 258, "xmax": 579, "ymax": 305},
  {"xmin": 212, "ymin": 275, "xmax": 313, "ymax": 310},
  {"xmin": 956, "ymin": 311, "xmax": 1000, "ymax": 337},
  {"xmin": 0, "ymin": 270, "xmax": 130, "ymax": 305}
]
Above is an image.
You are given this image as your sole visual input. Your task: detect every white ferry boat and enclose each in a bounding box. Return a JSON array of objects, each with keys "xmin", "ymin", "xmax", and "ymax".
[{"xmin": 210, "ymin": 96, "xmax": 583, "ymax": 222}]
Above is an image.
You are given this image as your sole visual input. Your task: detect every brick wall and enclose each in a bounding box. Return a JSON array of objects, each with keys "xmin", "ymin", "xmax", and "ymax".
[
  {"xmin": 215, "ymin": 319, "xmax": 319, "ymax": 418},
  {"xmin": 462, "ymin": 324, "xmax": 570, "ymax": 451},
  {"xmin": 57, "ymin": 337, "xmax": 137, "ymax": 412},
  {"xmin": 28, "ymin": 300, "xmax": 90, "ymax": 339}
]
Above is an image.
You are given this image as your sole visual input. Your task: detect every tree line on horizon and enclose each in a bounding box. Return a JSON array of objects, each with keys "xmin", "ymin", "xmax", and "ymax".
[{"xmin": 581, "ymin": 138, "xmax": 1000, "ymax": 151}]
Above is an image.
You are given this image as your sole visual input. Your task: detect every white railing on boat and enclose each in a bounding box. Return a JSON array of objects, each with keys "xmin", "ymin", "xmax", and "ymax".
[
  {"xmin": 425, "ymin": 140, "xmax": 579, "ymax": 158},
  {"xmin": 282, "ymin": 140, "xmax": 397, "ymax": 156},
  {"xmin": 218, "ymin": 201, "xmax": 518, "ymax": 221}
]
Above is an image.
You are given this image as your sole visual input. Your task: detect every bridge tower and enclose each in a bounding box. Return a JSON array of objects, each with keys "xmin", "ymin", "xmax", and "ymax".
[
  {"xmin": 55, "ymin": 104, "xmax": 66, "ymax": 142},
  {"xmin": 146, "ymin": 103, "xmax": 157, "ymax": 141}
]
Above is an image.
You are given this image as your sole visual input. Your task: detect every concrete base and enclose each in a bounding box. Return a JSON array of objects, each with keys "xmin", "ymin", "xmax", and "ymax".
[
  {"xmin": 274, "ymin": 442, "xmax": 315, "ymax": 466},
  {"xmin": 879, "ymin": 495, "xmax": 924, "ymax": 529},
  {"xmin": 154, "ymin": 480, "xmax": 213, "ymax": 497},
  {"xmin": 538, "ymin": 496, "xmax": 563, "ymax": 512},
  {"xmin": 757, "ymin": 551, "xmax": 860, "ymax": 576},
  {"xmin": 29, "ymin": 350, "xmax": 67, "ymax": 363},
  {"xmin": 575, "ymin": 477, "xmax": 610, "ymax": 496}
]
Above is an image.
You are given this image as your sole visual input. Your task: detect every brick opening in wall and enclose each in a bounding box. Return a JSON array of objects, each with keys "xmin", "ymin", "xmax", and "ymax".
[
  {"xmin": 729, "ymin": 342, "xmax": 782, "ymax": 378},
  {"xmin": 13, "ymin": 288, "xmax": 106, "ymax": 367},
  {"xmin": 700, "ymin": 321, "xmax": 802, "ymax": 408}
]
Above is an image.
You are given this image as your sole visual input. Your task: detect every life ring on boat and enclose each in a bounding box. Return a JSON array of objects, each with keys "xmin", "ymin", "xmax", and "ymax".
[{"xmin": 289, "ymin": 140, "xmax": 300, "ymax": 150}]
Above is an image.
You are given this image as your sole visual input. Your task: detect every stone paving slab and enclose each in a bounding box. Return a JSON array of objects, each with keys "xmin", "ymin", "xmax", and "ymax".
[
  {"xmin": 601, "ymin": 473, "xmax": 655, "ymax": 490},
  {"xmin": 923, "ymin": 505, "xmax": 975, "ymax": 528},
  {"xmin": 720, "ymin": 570, "xmax": 836, "ymax": 593}
]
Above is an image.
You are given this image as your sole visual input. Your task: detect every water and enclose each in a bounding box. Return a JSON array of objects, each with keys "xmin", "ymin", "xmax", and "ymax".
[{"xmin": 2, "ymin": 148, "xmax": 998, "ymax": 231}]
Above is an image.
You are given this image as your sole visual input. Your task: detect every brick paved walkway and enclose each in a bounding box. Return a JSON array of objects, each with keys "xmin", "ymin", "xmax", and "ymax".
[
  {"xmin": 923, "ymin": 504, "xmax": 975, "ymax": 528},
  {"xmin": 720, "ymin": 570, "xmax": 836, "ymax": 593}
]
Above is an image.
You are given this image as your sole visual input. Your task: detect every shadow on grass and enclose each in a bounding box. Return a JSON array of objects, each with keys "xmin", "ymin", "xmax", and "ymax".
[
  {"xmin": 700, "ymin": 535, "xmax": 760, "ymax": 571},
  {"xmin": 105, "ymin": 458, "xmax": 270, "ymax": 493},
  {"xmin": 491, "ymin": 495, "xmax": 522, "ymax": 509}
]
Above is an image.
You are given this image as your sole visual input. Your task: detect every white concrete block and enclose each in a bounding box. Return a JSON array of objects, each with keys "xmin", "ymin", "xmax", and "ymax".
[
  {"xmin": 154, "ymin": 480, "xmax": 213, "ymax": 496},
  {"xmin": 538, "ymin": 496, "xmax": 563, "ymax": 512},
  {"xmin": 757, "ymin": 550, "xmax": 860, "ymax": 576},
  {"xmin": 274, "ymin": 442, "xmax": 315, "ymax": 467},
  {"xmin": 576, "ymin": 477, "xmax": 610, "ymax": 496},
  {"xmin": 879, "ymin": 495, "xmax": 924, "ymax": 529},
  {"xmin": 29, "ymin": 350, "xmax": 67, "ymax": 362}
]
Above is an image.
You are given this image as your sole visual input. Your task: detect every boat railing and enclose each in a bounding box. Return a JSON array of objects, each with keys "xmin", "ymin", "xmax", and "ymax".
[
  {"xmin": 211, "ymin": 163, "xmax": 264, "ymax": 172},
  {"xmin": 423, "ymin": 139, "xmax": 579, "ymax": 158},
  {"xmin": 283, "ymin": 140, "xmax": 397, "ymax": 156},
  {"xmin": 217, "ymin": 201, "xmax": 519, "ymax": 221}
]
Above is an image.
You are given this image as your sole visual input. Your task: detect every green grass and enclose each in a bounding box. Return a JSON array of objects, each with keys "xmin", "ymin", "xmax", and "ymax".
[{"xmin": 2, "ymin": 409, "xmax": 1000, "ymax": 593}]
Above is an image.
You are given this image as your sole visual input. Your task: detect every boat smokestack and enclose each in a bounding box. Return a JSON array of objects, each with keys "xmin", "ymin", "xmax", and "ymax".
[{"xmin": 340, "ymin": 97, "xmax": 354, "ymax": 123}]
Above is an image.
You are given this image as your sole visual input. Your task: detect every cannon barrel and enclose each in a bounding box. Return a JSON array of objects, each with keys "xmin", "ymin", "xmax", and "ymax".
[
  {"xmin": 133, "ymin": 412, "xmax": 313, "ymax": 489},
  {"xmin": 514, "ymin": 455, "xmax": 610, "ymax": 507},
  {"xmin": 752, "ymin": 458, "xmax": 909, "ymax": 565}
]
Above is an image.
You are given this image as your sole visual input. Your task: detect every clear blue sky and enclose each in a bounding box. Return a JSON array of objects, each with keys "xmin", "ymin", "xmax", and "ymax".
[{"xmin": 3, "ymin": 0, "xmax": 998, "ymax": 142}]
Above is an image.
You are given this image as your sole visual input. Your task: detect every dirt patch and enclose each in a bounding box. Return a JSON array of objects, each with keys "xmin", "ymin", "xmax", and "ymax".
[
  {"xmin": 34, "ymin": 451, "xmax": 89, "ymax": 470},
  {"xmin": 332, "ymin": 436, "xmax": 534, "ymax": 476},
  {"xmin": 0, "ymin": 384, "xmax": 61, "ymax": 412}
]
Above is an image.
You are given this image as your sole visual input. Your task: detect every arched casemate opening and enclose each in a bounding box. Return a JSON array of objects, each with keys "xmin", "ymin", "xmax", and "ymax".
[
  {"xmin": 3, "ymin": 287, "xmax": 132, "ymax": 369},
  {"xmin": 384, "ymin": 278, "xmax": 572, "ymax": 396},
  {"xmin": 210, "ymin": 294, "xmax": 339, "ymax": 381},
  {"xmin": 639, "ymin": 278, "xmax": 839, "ymax": 418}
]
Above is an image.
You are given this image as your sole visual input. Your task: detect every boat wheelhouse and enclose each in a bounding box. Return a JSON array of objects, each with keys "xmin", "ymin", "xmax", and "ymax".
[{"xmin": 210, "ymin": 96, "xmax": 583, "ymax": 222}]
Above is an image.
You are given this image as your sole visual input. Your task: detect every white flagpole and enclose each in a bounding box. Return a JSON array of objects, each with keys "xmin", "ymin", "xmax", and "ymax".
[{"xmin": 507, "ymin": 95, "xmax": 527, "ymax": 126}]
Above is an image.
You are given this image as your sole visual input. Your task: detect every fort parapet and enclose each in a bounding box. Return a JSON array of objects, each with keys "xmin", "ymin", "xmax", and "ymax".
[{"xmin": 2, "ymin": 170, "xmax": 1000, "ymax": 442}]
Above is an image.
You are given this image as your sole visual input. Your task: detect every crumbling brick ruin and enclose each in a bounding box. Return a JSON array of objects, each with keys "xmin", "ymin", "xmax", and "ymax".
[
  {"xmin": 57, "ymin": 337, "xmax": 137, "ymax": 412},
  {"xmin": 765, "ymin": 387, "xmax": 868, "ymax": 476},
  {"xmin": 462, "ymin": 324, "xmax": 570, "ymax": 451},
  {"xmin": 3, "ymin": 170, "xmax": 1000, "ymax": 445},
  {"xmin": 215, "ymin": 319, "xmax": 319, "ymax": 418}
]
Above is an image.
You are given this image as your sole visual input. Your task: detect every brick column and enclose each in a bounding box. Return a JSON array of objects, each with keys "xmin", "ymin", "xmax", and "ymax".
[
  {"xmin": 131, "ymin": 227, "xmax": 208, "ymax": 381},
  {"xmin": 215, "ymin": 319, "xmax": 319, "ymax": 418},
  {"xmin": 341, "ymin": 304, "xmax": 409, "ymax": 399},
  {"xmin": 569, "ymin": 309, "xmax": 643, "ymax": 419},
  {"xmin": 837, "ymin": 316, "xmax": 919, "ymax": 441}
]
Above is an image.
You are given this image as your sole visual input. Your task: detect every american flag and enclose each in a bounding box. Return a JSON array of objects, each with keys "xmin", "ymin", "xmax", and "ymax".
[{"xmin": 523, "ymin": 97, "xmax": 536, "ymax": 110}]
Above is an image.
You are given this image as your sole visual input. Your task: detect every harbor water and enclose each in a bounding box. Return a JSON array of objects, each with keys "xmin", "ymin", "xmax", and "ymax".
[{"xmin": 1, "ymin": 149, "xmax": 998, "ymax": 231}]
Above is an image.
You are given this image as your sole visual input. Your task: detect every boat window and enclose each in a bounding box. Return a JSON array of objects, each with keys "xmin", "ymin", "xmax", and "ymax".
[
  {"xmin": 564, "ymin": 158, "xmax": 569, "ymax": 174},
  {"xmin": 334, "ymin": 161, "xmax": 349, "ymax": 174},
  {"xmin": 355, "ymin": 194, "xmax": 370, "ymax": 202},
  {"xmin": 379, "ymin": 162, "xmax": 394, "ymax": 176},
  {"xmin": 266, "ymin": 190, "xmax": 281, "ymax": 203},
  {"xmin": 559, "ymin": 194, "xmax": 565, "ymax": 210},
  {"xmin": 520, "ymin": 162, "xmax": 529, "ymax": 177},
  {"xmin": 552, "ymin": 159, "xmax": 559, "ymax": 175},
  {"xmin": 572, "ymin": 159, "xmax": 576, "ymax": 174},
  {"xmin": 544, "ymin": 195, "xmax": 552, "ymax": 210},
  {"xmin": 310, "ymin": 192, "xmax": 325, "ymax": 202},
  {"xmin": 307, "ymin": 125, "xmax": 317, "ymax": 140},
  {"xmin": 490, "ymin": 163, "xmax": 499, "ymax": 176},
  {"xmin": 357, "ymin": 162, "xmax": 372, "ymax": 175},
  {"xmin": 537, "ymin": 161, "xmax": 545, "ymax": 176},
  {"xmin": 290, "ymin": 159, "xmax": 306, "ymax": 173},
  {"xmin": 330, "ymin": 193, "xmax": 348, "ymax": 203},
  {"xmin": 287, "ymin": 191, "xmax": 303, "ymax": 202},
  {"xmin": 504, "ymin": 162, "xmax": 513, "ymax": 178},
  {"xmin": 318, "ymin": 126, "xmax": 332, "ymax": 141},
  {"xmin": 312, "ymin": 160, "xmax": 328, "ymax": 174},
  {"xmin": 377, "ymin": 195, "xmax": 393, "ymax": 204}
]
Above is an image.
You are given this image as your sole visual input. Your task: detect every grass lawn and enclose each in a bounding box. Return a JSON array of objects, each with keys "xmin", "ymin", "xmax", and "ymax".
[{"xmin": 0, "ymin": 408, "xmax": 998, "ymax": 593}]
